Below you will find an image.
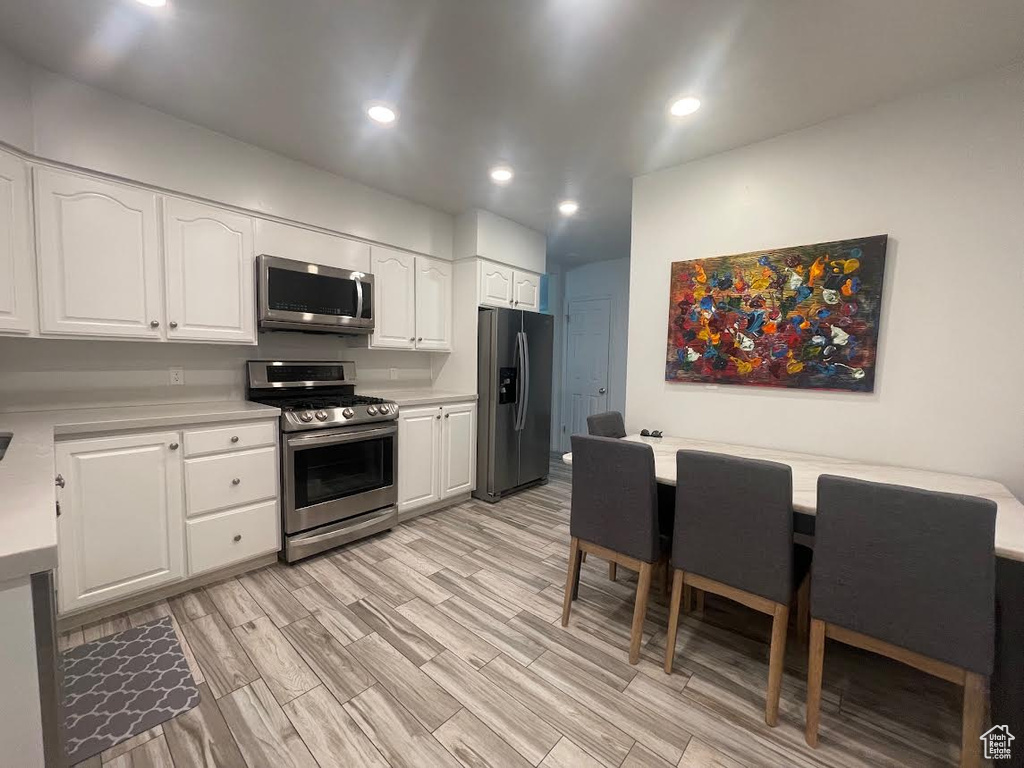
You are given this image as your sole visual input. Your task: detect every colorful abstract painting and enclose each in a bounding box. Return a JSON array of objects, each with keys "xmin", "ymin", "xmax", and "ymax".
[{"xmin": 665, "ymin": 235, "xmax": 888, "ymax": 392}]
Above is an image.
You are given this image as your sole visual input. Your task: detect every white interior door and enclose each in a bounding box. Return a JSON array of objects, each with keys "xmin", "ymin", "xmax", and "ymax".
[
  {"xmin": 163, "ymin": 197, "xmax": 255, "ymax": 343},
  {"xmin": 562, "ymin": 297, "xmax": 611, "ymax": 451}
]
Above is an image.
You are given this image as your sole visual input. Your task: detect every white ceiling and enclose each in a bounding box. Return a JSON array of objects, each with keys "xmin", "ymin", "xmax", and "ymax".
[{"xmin": 0, "ymin": 1, "xmax": 1021, "ymax": 265}]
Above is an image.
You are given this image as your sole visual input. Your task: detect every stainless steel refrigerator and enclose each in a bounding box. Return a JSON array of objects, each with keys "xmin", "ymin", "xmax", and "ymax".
[{"xmin": 474, "ymin": 307, "xmax": 554, "ymax": 502}]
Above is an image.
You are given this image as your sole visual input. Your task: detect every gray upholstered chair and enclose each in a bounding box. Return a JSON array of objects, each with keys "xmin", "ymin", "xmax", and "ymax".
[
  {"xmin": 806, "ymin": 476, "xmax": 995, "ymax": 767},
  {"xmin": 562, "ymin": 434, "xmax": 662, "ymax": 664},
  {"xmin": 664, "ymin": 450, "xmax": 810, "ymax": 727},
  {"xmin": 586, "ymin": 411, "xmax": 626, "ymax": 439}
]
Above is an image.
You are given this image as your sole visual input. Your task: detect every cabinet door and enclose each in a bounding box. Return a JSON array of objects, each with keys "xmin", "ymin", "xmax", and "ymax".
[
  {"xmin": 56, "ymin": 432, "xmax": 184, "ymax": 613},
  {"xmin": 254, "ymin": 219, "xmax": 370, "ymax": 272},
  {"xmin": 370, "ymin": 246, "xmax": 416, "ymax": 349},
  {"xmin": 35, "ymin": 168, "xmax": 163, "ymax": 338},
  {"xmin": 478, "ymin": 261, "xmax": 513, "ymax": 308},
  {"xmin": 441, "ymin": 402, "xmax": 476, "ymax": 498},
  {"xmin": 0, "ymin": 151, "xmax": 34, "ymax": 334},
  {"xmin": 513, "ymin": 270, "xmax": 541, "ymax": 312},
  {"xmin": 164, "ymin": 197, "xmax": 255, "ymax": 343},
  {"xmin": 398, "ymin": 407, "xmax": 441, "ymax": 513},
  {"xmin": 415, "ymin": 256, "xmax": 452, "ymax": 351}
]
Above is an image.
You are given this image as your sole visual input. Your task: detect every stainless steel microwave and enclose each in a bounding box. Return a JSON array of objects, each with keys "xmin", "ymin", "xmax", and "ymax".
[{"xmin": 257, "ymin": 254, "xmax": 374, "ymax": 335}]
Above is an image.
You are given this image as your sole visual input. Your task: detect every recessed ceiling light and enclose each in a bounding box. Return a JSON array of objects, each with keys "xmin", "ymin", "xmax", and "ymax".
[
  {"xmin": 558, "ymin": 200, "xmax": 579, "ymax": 217},
  {"xmin": 135, "ymin": 0, "xmax": 167, "ymax": 7},
  {"xmin": 366, "ymin": 102, "xmax": 398, "ymax": 125},
  {"xmin": 669, "ymin": 96, "xmax": 701, "ymax": 117},
  {"xmin": 489, "ymin": 165, "xmax": 514, "ymax": 184}
]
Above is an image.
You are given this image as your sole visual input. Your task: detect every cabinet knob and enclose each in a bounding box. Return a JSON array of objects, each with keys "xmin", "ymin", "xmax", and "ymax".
[
  {"xmin": 436, "ymin": 414, "xmax": 441, "ymax": 420},
  {"xmin": 417, "ymin": 337, "xmax": 423, "ymax": 342},
  {"xmin": 169, "ymin": 321, "xmax": 178, "ymax": 329},
  {"xmin": 409, "ymin": 337, "xmax": 415, "ymax": 342},
  {"xmin": 55, "ymin": 474, "xmax": 65, "ymax": 489},
  {"xmin": 231, "ymin": 435, "xmax": 240, "ymax": 443},
  {"xmin": 445, "ymin": 413, "xmax": 450, "ymax": 418},
  {"xmin": 150, "ymin": 320, "xmax": 160, "ymax": 328},
  {"xmin": 169, "ymin": 442, "xmax": 179, "ymax": 450},
  {"xmin": 514, "ymin": 300, "xmax": 519, "ymax": 306},
  {"xmin": 232, "ymin": 477, "xmax": 241, "ymax": 485},
  {"xmin": 233, "ymin": 534, "xmax": 242, "ymax": 542}
]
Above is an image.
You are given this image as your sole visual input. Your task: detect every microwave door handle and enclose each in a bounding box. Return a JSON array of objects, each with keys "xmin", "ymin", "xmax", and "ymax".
[{"xmin": 355, "ymin": 278, "xmax": 364, "ymax": 320}]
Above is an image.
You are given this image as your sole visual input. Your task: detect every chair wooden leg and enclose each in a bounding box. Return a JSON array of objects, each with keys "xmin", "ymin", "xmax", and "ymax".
[
  {"xmin": 695, "ymin": 589, "xmax": 705, "ymax": 615},
  {"xmin": 805, "ymin": 618, "xmax": 826, "ymax": 747},
  {"xmin": 682, "ymin": 584, "xmax": 692, "ymax": 614},
  {"xmin": 582, "ymin": 551, "xmax": 587, "ymax": 563},
  {"xmin": 796, "ymin": 573, "xmax": 811, "ymax": 643},
  {"xmin": 664, "ymin": 569, "xmax": 684, "ymax": 673},
  {"xmin": 765, "ymin": 603, "xmax": 790, "ymax": 727},
  {"xmin": 561, "ymin": 537, "xmax": 582, "ymax": 627},
  {"xmin": 608, "ymin": 562, "xmax": 617, "ymax": 582},
  {"xmin": 662, "ymin": 560, "xmax": 671, "ymax": 595},
  {"xmin": 961, "ymin": 672, "xmax": 986, "ymax": 768},
  {"xmin": 629, "ymin": 562, "xmax": 653, "ymax": 664}
]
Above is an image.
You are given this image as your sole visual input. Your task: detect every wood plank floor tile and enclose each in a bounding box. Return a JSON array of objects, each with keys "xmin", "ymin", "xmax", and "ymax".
[
  {"xmin": 280, "ymin": 616, "xmax": 375, "ymax": 705},
  {"xmin": 674, "ymin": 739, "xmax": 743, "ymax": 768},
  {"xmin": 348, "ymin": 632, "xmax": 461, "ymax": 731},
  {"xmin": 332, "ymin": 554, "xmax": 415, "ymax": 607},
  {"xmin": 127, "ymin": 601, "xmax": 173, "ymax": 628},
  {"xmin": 179, "ymin": 612, "xmax": 259, "ymax": 698},
  {"xmin": 407, "ymin": 538, "xmax": 480, "ymax": 577},
  {"xmin": 266, "ymin": 560, "xmax": 314, "ymax": 591},
  {"xmin": 397, "ymin": 598, "xmax": 500, "ymax": 669},
  {"xmin": 205, "ymin": 578, "xmax": 265, "ymax": 627},
  {"xmin": 529, "ymin": 651, "xmax": 691, "ymax": 765},
  {"xmin": 283, "ymin": 685, "xmax": 389, "ymax": 768},
  {"xmin": 343, "ymin": 685, "xmax": 462, "ymax": 768},
  {"xmin": 217, "ymin": 679, "xmax": 318, "ymax": 768},
  {"xmin": 349, "ymin": 596, "xmax": 444, "ymax": 666},
  {"xmin": 539, "ymin": 738, "xmax": 604, "ymax": 768},
  {"xmin": 292, "ymin": 582, "xmax": 371, "ymax": 644},
  {"xmin": 300, "ymin": 554, "xmax": 368, "ymax": 605},
  {"xmin": 480, "ymin": 654, "xmax": 634, "ymax": 768},
  {"xmin": 59, "ymin": 628, "xmax": 85, "ymax": 652},
  {"xmin": 377, "ymin": 557, "xmax": 453, "ymax": 605},
  {"xmin": 99, "ymin": 725, "xmax": 162, "ymax": 761},
  {"xmin": 470, "ymin": 569, "xmax": 562, "ymax": 622},
  {"xmin": 423, "ymin": 650, "xmax": 561, "ymax": 765},
  {"xmin": 433, "ymin": 709, "xmax": 532, "ymax": 768},
  {"xmin": 374, "ymin": 538, "xmax": 443, "ymax": 576},
  {"xmin": 168, "ymin": 589, "xmax": 215, "ymax": 624},
  {"xmin": 81, "ymin": 613, "xmax": 129, "ymax": 642},
  {"xmin": 238, "ymin": 567, "xmax": 310, "ymax": 627},
  {"xmin": 103, "ymin": 734, "xmax": 174, "ymax": 768},
  {"xmin": 162, "ymin": 682, "xmax": 247, "ymax": 768},
  {"xmin": 232, "ymin": 616, "xmax": 319, "ymax": 704},
  {"xmin": 429, "ymin": 569, "xmax": 521, "ymax": 622},
  {"xmin": 435, "ymin": 596, "xmax": 544, "ymax": 667}
]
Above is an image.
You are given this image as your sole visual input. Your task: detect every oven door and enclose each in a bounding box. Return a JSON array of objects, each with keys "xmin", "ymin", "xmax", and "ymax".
[
  {"xmin": 259, "ymin": 254, "xmax": 374, "ymax": 334},
  {"xmin": 283, "ymin": 423, "xmax": 397, "ymax": 534}
]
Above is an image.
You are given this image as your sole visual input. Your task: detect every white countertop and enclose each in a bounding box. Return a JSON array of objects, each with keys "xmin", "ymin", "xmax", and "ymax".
[
  {"xmin": 366, "ymin": 388, "xmax": 478, "ymax": 407},
  {"xmin": 562, "ymin": 434, "xmax": 1024, "ymax": 562},
  {"xmin": 0, "ymin": 401, "xmax": 280, "ymax": 583}
]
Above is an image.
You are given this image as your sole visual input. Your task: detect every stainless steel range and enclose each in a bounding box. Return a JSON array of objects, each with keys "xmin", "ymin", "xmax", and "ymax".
[{"xmin": 246, "ymin": 360, "xmax": 399, "ymax": 562}]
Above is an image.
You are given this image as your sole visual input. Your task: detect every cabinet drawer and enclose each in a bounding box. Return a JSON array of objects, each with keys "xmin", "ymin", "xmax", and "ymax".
[
  {"xmin": 185, "ymin": 447, "xmax": 277, "ymax": 516},
  {"xmin": 184, "ymin": 421, "xmax": 277, "ymax": 457},
  {"xmin": 187, "ymin": 500, "xmax": 279, "ymax": 575}
]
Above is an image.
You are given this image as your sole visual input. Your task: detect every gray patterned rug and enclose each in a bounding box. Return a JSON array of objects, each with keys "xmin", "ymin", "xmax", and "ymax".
[{"xmin": 62, "ymin": 616, "xmax": 200, "ymax": 764}]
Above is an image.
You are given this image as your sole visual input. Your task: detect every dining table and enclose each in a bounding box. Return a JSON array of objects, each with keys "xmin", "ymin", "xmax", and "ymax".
[{"xmin": 562, "ymin": 434, "xmax": 1024, "ymax": 745}]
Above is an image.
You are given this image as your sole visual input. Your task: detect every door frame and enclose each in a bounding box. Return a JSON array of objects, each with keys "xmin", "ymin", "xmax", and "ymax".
[{"xmin": 559, "ymin": 294, "xmax": 613, "ymax": 453}]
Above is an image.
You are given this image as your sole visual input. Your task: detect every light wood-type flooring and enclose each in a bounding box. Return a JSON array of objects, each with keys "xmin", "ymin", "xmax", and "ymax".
[{"xmin": 62, "ymin": 460, "xmax": 965, "ymax": 767}]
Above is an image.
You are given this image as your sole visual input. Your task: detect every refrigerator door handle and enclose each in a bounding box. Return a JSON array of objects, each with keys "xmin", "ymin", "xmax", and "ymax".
[
  {"xmin": 520, "ymin": 331, "xmax": 530, "ymax": 431},
  {"xmin": 513, "ymin": 331, "xmax": 525, "ymax": 431}
]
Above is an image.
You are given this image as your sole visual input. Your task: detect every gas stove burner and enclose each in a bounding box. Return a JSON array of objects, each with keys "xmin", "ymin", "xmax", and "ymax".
[{"xmin": 279, "ymin": 395, "xmax": 388, "ymax": 412}]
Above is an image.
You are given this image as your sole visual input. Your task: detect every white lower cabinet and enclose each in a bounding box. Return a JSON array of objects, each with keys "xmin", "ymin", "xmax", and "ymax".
[
  {"xmin": 55, "ymin": 417, "xmax": 280, "ymax": 615},
  {"xmin": 56, "ymin": 432, "xmax": 185, "ymax": 613},
  {"xmin": 398, "ymin": 401, "xmax": 476, "ymax": 518}
]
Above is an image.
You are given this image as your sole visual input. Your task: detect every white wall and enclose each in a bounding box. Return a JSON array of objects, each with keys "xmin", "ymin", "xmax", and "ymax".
[
  {"xmin": 454, "ymin": 209, "xmax": 547, "ymax": 273},
  {"xmin": 552, "ymin": 257, "xmax": 631, "ymax": 451},
  {"xmin": 626, "ymin": 64, "xmax": 1024, "ymax": 498},
  {"xmin": 0, "ymin": 47, "xmax": 32, "ymax": 149}
]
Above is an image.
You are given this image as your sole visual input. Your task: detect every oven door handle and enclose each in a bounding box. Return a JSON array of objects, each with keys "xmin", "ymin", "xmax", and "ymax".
[{"xmin": 286, "ymin": 423, "xmax": 396, "ymax": 448}]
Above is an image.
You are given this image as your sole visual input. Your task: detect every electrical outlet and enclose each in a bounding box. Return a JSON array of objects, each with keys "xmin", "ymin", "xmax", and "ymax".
[
  {"xmin": 169, "ymin": 367, "xmax": 185, "ymax": 386},
  {"xmin": 389, "ymin": 367, "xmax": 398, "ymax": 381}
]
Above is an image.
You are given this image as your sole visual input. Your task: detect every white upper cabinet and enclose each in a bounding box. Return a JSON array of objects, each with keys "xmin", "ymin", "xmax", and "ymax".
[
  {"xmin": 56, "ymin": 431, "xmax": 185, "ymax": 613},
  {"xmin": 479, "ymin": 261, "xmax": 514, "ymax": 309},
  {"xmin": 370, "ymin": 246, "xmax": 416, "ymax": 349},
  {"xmin": 254, "ymin": 219, "xmax": 370, "ymax": 272},
  {"xmin": 164, "ymin": 197, "xmax": 256, "ymax": 343},
  {"xmin": 513, "ymin": 270, "xmax": 540, "ymax": 312},
  {"xmin": 35, "ymin": 168, "xmax": 163, "ymax": 338},
  {"xmin": 414, "ymin": 256, "xmax": 452, "ymax": 351},
  {"xmin": 0, "ymin": 150, "xmax": 34, "ymax": 334}
]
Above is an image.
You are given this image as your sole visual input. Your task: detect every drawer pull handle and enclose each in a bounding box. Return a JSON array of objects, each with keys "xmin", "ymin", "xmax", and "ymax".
[
  {"xmin": 232, "ymin": 477, "xmax": 241, "ymax": 485},
  {"xmin": 231, "ymin": 435, "xmax": 240, "ymax": 443},
  {"xmin": 233, "ymin": 534, "xmax": 242, "ymax": 542}
]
